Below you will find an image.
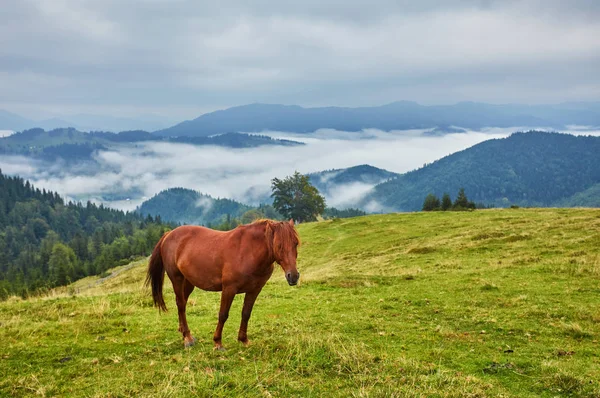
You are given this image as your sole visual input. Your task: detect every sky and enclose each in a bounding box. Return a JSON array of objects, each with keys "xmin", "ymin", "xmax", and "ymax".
[{"xmin": 1, "ymin": 0, "xmax": 600, "ymax": 120}]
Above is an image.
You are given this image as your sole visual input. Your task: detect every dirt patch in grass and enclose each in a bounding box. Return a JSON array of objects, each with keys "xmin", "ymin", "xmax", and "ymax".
[
  {"xmin": 407, "ymin": 246, "xmax": 436, "ymax": 254},
  {"xmin": 503, "ymin": 234, "xmax": 532, "ymax": 243},
  {"xmin": 472, "ymin": 231, "xmax": 505, "ymax": 241}
]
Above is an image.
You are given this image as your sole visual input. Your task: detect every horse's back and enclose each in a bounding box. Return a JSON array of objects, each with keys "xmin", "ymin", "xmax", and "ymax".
[
  {"xmin": 166, "ymin": 225, "xmax": 227, "ymax": 242},
  {"xmin": 161, "ymin": 225, "xmax": 231, "ymax": 291},
  {"xmin": 162, "ymin": 224, "xmax": 230, "ymax": 262}
]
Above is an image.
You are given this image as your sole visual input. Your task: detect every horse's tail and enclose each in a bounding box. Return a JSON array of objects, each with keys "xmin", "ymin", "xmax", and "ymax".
[{"xmin": 145, "ymin": 232, "xmax": 170, "ymax": 312}]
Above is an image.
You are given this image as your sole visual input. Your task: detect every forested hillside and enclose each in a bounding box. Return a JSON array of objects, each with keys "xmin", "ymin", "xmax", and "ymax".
[
  {"xmin": 136, "ymin": 187, "xmax": 365, "ymax": 227},
  {"xmin": 136, "ymin": 188, "xmax": 254, "ymax": 227},
  {"xmin": 309, "ymin": 165, "xmax": 398, "ymax": 195},
  {"xmin": 555, "ymin": 183, "xmax": 600, "ymax": 207},
  {"xmin": 367, "ymin": 131, "xmax": 600, "ymax": 211},
  {"xmin": 0, "ymin": 170, "xmax": 170, "ymax": 299}
]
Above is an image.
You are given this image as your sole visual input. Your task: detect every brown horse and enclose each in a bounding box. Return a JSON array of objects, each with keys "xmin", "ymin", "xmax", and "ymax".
[{"xmin": 145, "ymin": 219, "xmax": 300, "ymax": 350}]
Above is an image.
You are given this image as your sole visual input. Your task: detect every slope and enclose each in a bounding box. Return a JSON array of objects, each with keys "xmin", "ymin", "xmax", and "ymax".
[
  {"xmin": 366, "ymin": 131, "xmax": 600, "ymax": 211},
  {"xmin": 0, "ymin": 170, "xmax": 169, "ymax": 298},
  {"xmin": 1, "ymin": 208, "xmax": 599, "ymax": 397},
  {"xmin": 553, "ymin": 182, "xmax": 600, "ymax": 207},
  {"xmin": 308, "ymin": 165, "xmax": 399, "ymax": 208},
  {"xmin": 136, "ymin": 188, "xmax": 253, "ymax": 226},
  {"xmin": 309, "ymin": 164, "xmax": 398, "ymax": 191}
]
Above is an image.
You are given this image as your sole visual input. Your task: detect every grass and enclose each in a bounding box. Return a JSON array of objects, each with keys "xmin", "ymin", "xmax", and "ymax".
[{"xmin": 1, "ymin": 208, "xmax": 600, "ymax": 397}]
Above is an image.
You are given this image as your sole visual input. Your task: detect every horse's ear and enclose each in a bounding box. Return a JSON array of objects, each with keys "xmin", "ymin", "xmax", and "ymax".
[{"xmin": 289, "ymin": 219, "xmax": 294, "ymax": 226}]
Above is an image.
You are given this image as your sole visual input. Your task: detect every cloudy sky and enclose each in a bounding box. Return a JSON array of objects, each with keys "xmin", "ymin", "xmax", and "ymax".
[{"xmin": 1, "ymin": 0, "xmax": 600, "ymax": 120}]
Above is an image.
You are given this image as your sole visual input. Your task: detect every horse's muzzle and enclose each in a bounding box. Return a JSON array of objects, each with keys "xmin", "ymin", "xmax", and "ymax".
[{"xmin": 286, "ymin": 271, "xmax": 299, "ymax": 286}]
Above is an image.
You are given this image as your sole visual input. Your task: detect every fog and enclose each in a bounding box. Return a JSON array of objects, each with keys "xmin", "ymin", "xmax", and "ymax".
[{"xmin": 2, "ymin": 128, "xmax": 598, "ymax": 211}]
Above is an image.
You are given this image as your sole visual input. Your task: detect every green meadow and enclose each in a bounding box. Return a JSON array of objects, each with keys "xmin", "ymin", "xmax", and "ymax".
[{"xmin": 1, "ymin": 208, "xmax": 600, "ymax": 397}]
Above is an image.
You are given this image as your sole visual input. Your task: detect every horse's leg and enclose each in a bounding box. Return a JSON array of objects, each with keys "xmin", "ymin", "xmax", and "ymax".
[
  {"xmin": 180, "ymin": 279, "xmax": 196, "ymax": 347},
  {"xmin": 237, "ymin": 289, "xmax": 261, "ymax": 346},
  {"xmin": 172, "ymin": 276, "xmax": 196, "ymax": 347},
  {"xmin": 213, "ymin": 287, "xmax": 236, "ymax": 351}
]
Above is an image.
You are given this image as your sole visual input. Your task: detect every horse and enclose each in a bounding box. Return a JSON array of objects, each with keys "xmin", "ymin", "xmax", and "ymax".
[{"xmin": 145, "ymin": 219, "xmax": 300, "ymax": 350}]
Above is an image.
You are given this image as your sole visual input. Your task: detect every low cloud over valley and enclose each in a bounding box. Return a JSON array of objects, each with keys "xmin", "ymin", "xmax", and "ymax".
[{"xmin": 0, "ymin": 128, "xmax": 545, "ymax": 210}]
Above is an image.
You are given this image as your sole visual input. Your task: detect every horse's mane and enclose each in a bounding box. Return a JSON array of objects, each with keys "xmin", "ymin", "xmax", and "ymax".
[{"xmin": 252, "ymin": 219, "xmax": 300, "ymax": 261}]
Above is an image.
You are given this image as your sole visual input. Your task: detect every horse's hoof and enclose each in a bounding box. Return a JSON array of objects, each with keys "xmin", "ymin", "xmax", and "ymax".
[
  {"xmin": 239, "ymin": 340, "xmax": 250, "ymax": 347},
  {"xmin": 213, "ymin": 346, "xmax": 227, "ymax": 352},
  {"xmin": 184, "ymin": 337, "xmax": 197, "ymax": 348}
]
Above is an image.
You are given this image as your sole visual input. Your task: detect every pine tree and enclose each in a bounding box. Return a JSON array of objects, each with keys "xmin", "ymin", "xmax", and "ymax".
[
  {"xmin": 48, "ymin": 243, "xmax": 77, "ymax": 286},
  {"xmin": 453, "ymin": 188, "xmax": 470, "ymax": 210},
  {"xmin": 422, "ymin": 194, "xmax": 441, "ymax": 211},
  {"xmin": 441, "ymin": 193, "xmax": 452, "ymax": 211}
]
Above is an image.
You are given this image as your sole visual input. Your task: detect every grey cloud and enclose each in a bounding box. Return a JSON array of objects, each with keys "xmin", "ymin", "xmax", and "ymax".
[{"xmin": 0, "ymin": 1, "xmax": 599, "ymax": 118}]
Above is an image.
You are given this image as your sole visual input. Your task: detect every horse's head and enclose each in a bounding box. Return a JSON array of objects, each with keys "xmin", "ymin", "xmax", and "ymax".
[{"xmin": 266, "ymin": 219, "xmax": 300, "ymax": 286}]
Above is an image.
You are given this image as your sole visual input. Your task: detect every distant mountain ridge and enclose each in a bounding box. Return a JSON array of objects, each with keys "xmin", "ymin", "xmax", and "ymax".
[
  {"xmin": 0, "ymin": 110, "xmax": 176, "ymax": 132},
  {"xmin": 365, "ymin": 131, "xmax": 600, "ymax": 211},
  {"xmin": 6, "ymin": 101, "xmax": 599, "ymax": 137},
  {"xmin": 155, "ymin": 101, "xmax": 600, "ymax": 137},
  {"xmin": 0, "ymin": 128, "xmax": 304, "ymax": 162}
]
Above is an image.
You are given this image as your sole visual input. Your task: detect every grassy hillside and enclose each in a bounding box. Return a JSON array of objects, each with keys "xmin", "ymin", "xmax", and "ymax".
[{"xmin": 1, "ymin": 209, "xmax": 600, "ymax": 397}]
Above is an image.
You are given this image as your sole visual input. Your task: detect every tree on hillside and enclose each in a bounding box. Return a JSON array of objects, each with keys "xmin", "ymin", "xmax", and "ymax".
[
  {"xmin": 241, "ymin": 209, "xmax": 264, "ymax": 224},
  {"xmin": 422, "ymin": 194, "xmax": 441, "ymax": 211},
  {"xmin": 441, "ymin": 193, "xmax": 452, "ymax": 211},
  {"xmin": 48, "ymin": 243, "xmax": 77, "ymax": 286},
  {"xmin": 453, "ymin": 188, "xmax": 476, "ymax": 210},
  {"xmin": 271, "ymin": 171, "xmax": 326, "ymax": 223},
  {"xmin": 0, "ymin": 169, "xmax": 171, "ymax": 298},
  {"xmin": 322, "ymin": 207, "xmax": 366, "ymax": 219},
  {"xmin": 257, "ymin": 204, "xmax": 282, "ymax": 220}
]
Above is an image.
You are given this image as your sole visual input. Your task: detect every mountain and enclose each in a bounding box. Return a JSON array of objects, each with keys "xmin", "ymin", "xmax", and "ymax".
[
  {"xmin": 65, "ymin": 113, "xmax": 177, "ymax": 132},
  {"xmin": 308, "ymin": 165, "xmax": 399, "ymax": 208},
  {"xmin": 364, "ymin": 131, "xmax": 600, "ymax": 212},
  {"xmin": 0, "ymin": 110, "xmax": 177, "ymax": 132},
  {"xmin": 136, "ymin": 188, "xmax": 253, "ymax": 226},
  {"xmin": 0, "ymin": 110, "xmax": 33, "ymax": 131},
  {"xmin": 0, "ymin": 169, "xmax": 169, "ymax": 298},
  {"xmin": 0, "ymin": 128, "xmax": 304, "ymax": 162},
  {"xmin": 169, "ymin": 132, "xmax": 302, "ymax": 148},
  {"xmin": 155, "ymin": 101, "xmax": 600, "ymax": 137},
  {"xmin": 309, "ymin": 165, "xmax": 398, "ymax": 192},
  {"xmin": 554, "ymin": 183, "xmax": 600, "ymax": 207}
]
